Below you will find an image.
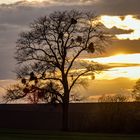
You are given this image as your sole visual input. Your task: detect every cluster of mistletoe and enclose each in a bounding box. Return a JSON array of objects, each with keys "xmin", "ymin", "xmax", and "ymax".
[{"xmin": 4, "ymin": 72, "xmax": 62, "ymax": 104}]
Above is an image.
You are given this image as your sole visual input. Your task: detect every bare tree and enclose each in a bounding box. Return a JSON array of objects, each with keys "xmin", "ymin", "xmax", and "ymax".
[{"xmin": 4, "ymin": 10, "xmax": 109, "ymax": 130}]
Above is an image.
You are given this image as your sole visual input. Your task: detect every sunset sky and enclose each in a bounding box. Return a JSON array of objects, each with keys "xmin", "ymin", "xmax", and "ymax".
[{"xmin": 0, "ymin": 0, "xmax": 140, "ymax": 101}]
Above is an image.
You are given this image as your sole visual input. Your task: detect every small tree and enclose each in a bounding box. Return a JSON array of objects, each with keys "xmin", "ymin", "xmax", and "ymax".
[
  {"xmin": 4, "ymin": 10, "xmax": 109, "ymax": 130},
  {"xmin": 132, "ymin": 79, "xmax": 140, "ymax": 101}
]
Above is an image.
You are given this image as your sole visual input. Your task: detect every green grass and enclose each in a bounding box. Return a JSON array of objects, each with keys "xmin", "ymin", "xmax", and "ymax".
[{"xmin": 0, "ymin": 129, "xmax": 140, "ymax": 140}]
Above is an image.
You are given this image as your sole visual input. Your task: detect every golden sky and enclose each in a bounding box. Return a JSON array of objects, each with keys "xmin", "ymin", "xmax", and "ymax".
[
  {"xmin": 98, "ymin": 15, "xmax": 140, "ymax": 80},
  {"xmin": 84, "ymin": 53, "xmax": 140, "ymax": 80},
  {"xmin": 0, "ymin": 0, "xmax": 140, "ymax": 101}
]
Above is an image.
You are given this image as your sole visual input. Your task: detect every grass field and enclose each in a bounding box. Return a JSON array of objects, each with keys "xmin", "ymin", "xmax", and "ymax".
[{"xmin": 0, "ymin": 129, "xmax": 140, "ymax": 140}]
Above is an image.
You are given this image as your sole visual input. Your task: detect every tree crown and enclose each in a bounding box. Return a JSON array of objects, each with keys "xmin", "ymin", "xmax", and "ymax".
[{"xmin": 4, "ymin": 10, "xmax": 109, "ymax": 103}]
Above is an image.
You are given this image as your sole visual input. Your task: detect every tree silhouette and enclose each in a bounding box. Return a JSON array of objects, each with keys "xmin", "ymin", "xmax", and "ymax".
[
  {"xmin": 98, "ymin": 94, "xmax": 128, "ymax": 102},
  {"xmin": 132, "ymin": 79, "xmax": 140, "ymax": 101},
  {"xmin": 4, "ymin": 10, "xmax": 109, "ymax": 130}
]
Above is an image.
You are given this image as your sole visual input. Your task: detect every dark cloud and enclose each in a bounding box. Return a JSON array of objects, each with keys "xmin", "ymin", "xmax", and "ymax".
[
  {"xmin": 0, "ymin": 0, "xmax": 139, "ymax": 27},
  {"xmin": 107, "ymin": 63, "xmax": 140, "ymax": 68},
  {"xmin": 108, "ymin": 40, "xmax": 140, "ymax": 55},
  {"xmin": 92, "ymin": 0, "xmax": 140, "ymax": 15},
  {"xmin": 107, "ymin": 27, "xmax": 133, "ymax": 36}
]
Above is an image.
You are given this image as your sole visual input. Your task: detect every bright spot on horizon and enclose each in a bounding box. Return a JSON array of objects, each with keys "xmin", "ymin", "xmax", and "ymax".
[
  {"xmin": 95, "ymin": 66, "xmax": 140, "ymax": 80},
  {"xmin": 84, "ymin": 53, "xmax": 140, "ymax": 80},
  {"xmin": 84, "ymin": 53, "xmax": 140, "ymax": 64},
  {"xmin": 100, "ymin": 15, "xmax": 140, "ymax": 40}
]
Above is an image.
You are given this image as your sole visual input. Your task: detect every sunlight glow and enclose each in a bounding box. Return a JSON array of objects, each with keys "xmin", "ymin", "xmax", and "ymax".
[
  {"xmin": 85, "ymin": 53, "xmax": 140, "ymax": 64},
  {"xmin": 95, "ymin": 66, "xmax": 140, "ymax": 80},
  {"xmin": 100, "ymin": 15, "xmax": 140, "ymax": 40},
  {"xmin": 84, "ymin": 53, "xmax": 140, "ymax": 80}
]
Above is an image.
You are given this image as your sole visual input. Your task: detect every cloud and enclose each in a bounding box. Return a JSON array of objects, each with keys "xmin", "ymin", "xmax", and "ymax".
[
  {"xmin": 1, "ymin": 0, "xmax": 140, "ymax": 15},
  {"xmin": 107, "ymin": 63, "xmax": 140, "ymax": 69},
  {"xmin": 101, "ymin": 15, "xmax": 140, "ymax": 40},
  {"xmin": 85, "ymin": 53, "xmax": 140, "ymax": 65},
  {"xmin": 107, "ymin": 27, "xmax": 133, "ymax": 36},
  {"xmin": 106, "ymin": 40, "xmax": 140, "ymax": 56},
  {"xmin": 93, "ymin": 0, "xmax": 140, "ymax": 15}
]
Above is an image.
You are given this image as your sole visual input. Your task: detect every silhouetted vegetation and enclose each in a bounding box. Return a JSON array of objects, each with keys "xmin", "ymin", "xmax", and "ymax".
[
  {"xmin": 3, "ymin": 10, "xmax": 110, "ymax": 130},
  {"xmin": 132, "ymin": 79, "xmax": 140, "ymax": 101},
  {"xmin": 98, "ymin": 94, "xmax": 129, "ymax": 102}
]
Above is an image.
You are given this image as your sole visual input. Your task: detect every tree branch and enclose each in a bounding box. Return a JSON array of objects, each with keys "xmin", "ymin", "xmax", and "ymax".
[
  {"xmin": 40, "ymin": 77, "xmax": 63, "ymax": 84},
  {"xmin": 69, "ymin": 70, "xmax": 89, "ymax": 92}
]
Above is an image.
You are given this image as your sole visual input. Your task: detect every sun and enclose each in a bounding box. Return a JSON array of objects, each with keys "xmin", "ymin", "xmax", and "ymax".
[{"xmin": 113, "ymin": 53, "xmax": 126, "ymax": 57}]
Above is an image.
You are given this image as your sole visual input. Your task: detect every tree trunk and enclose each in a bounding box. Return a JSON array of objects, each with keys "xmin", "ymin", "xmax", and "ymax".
[
  {"xmin": 62, "ymin": 100, "xmax": 69, "ymax": 131},
  {"xmin": 62, "ymin": 73, "xmax": 69, "ymax": 131}
]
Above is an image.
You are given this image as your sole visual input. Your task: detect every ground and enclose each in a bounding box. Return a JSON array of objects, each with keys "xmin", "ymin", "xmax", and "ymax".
[{"xmin": 0, "ymin": 129, "xmax": 140, "ymax": 140}]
